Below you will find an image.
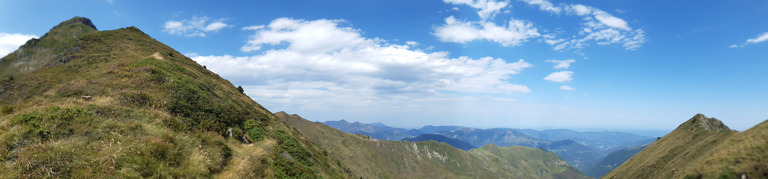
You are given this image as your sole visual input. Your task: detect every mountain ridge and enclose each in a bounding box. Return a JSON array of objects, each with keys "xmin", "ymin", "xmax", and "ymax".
[
  {"xmin": 1, "ymin": 17, "xmax": 348, "ymax": 178},
  {"xmin": 605, "ymin": 114, "xmax": 768, "ymax": 178}
]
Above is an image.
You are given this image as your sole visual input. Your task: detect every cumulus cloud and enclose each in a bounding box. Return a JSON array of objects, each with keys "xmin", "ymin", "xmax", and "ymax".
[
  {"xmin": 194, "ymin": 18, "xmax": 533, "ymax": 110},
  {"xmin": 163, "ymin": 16, "xmax": 231, "ymax": 37},
  {"xmin": 559, "ymin": 85, "xmax": 575, "ymax": 90},
  {"xmin": 434, "ymin": 16, "xmax": 540, "ymax": 46},
  {"xmin": 731, "ymin": 32, "xmax": 768, "ymax": 48},
  {"xmin": 544, "ymin": 71, "xmax": 573, "ymax": 82},
  {"xmin": 0, "ymin": 32, "xmax": 39, "ymax": 57},
  {"xmin": 443, "ymin": 0, "xmax": 510, "ymax": 19},
  {"xmin": 241, "ymin": 18, "xmax": 367, "ymax": 53},
  {"xmin": 545, "ymin": 59, "xmax": 575, "ymax": 69}
]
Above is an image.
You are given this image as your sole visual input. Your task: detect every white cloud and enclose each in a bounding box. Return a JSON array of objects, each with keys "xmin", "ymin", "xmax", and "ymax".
[
  {"xmin": 544, "ymin": 71, "xmax": 573, "ymax": 82},
  {"xmin": 0, "ymin": 33, "xmax": 39, "ymax": 57},
  {"xmin": 519, "ymin": 0, "xmax": 562, "ymax": 14},
  {"xmin": 559, "ymin": 85, "xmax": 575, "ymax": 90},
  {"xmin": 194, "ymin": 18, "xmax": 533, "ymax": 111},
  {"xmin": 163, "ymin": 16, "xmax": 230, "ymax": 37},
  {"xmin": 593, "ymin": 10, "xmax": 630, "ymax": 30},
  {"xmin": 566, "ymin": 4, "xmax": 592, "ymax": 16},
  {"xmin": 545, "ymin": 59, "xmax": 575, "ymax": 69},
  {"xmin": 241, "ymin": 25, "xmax": 265, "ymax": 31},
  {"xmin": 443, "ymin": 0, "xmax": 510, "ymax": 19},
  {"xmin": 434, "ymin": 16, "xmax": 540, "ymax": 46},
  {"xmin": 204, "ymin": 22, "xmax": 228, "ymax": 32},
  {"xmin": 732, "ymin": 32, "xmax": 768, "ymax": 48},
  {"xmin": 746, "ymin": 32, "xmax": 768, "ymax": 44}
]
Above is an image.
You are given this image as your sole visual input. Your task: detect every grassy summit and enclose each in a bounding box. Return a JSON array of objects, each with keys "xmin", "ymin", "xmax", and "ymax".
[
  {"xmin": 604, "ymin": 114, "xmax": 768, "ymax": 178},
  {"xmin": 0, "ymin": 17, "xmax": 348, "ymax": 178}
]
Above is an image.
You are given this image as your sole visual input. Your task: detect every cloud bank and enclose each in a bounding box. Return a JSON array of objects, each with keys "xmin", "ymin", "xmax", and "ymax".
[{"xmin": 193, "ymin": 18, "xmax": 533, "ymax": 111}]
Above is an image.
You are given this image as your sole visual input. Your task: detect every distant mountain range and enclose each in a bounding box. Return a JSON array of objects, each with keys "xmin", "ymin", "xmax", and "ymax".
[
  {"xmin": 323, "ymin": 119, "xmax": 657, "ymax": 177},
  {"xmin": 280, "ymin": 112, "xmax": 590, "ymax": 178},
  {"xmin": 323, "ymin": 119, "xmax": 422, "ymax": 141}
]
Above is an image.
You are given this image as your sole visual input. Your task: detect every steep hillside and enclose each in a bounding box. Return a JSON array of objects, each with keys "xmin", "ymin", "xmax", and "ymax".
[
  {"xmin": 402, "ymin": 134, "xmax": 475, "ymax": 151},
  {"xmin": 278, "ymin": 112, "xmax": 590, "ymax": 179},
  {"xmin": 605, "ymin": 114, "xmax": 768, "ymax": 178},
  {"xmin": 0, "ymin": 17, "xmax": 347, "ymax": 178}
]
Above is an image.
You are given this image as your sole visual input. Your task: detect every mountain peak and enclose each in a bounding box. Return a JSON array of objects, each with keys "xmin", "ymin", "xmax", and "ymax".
[
  {"xmin": 684, "ymin": 113, "xmax": 730, "ymax": 132},
  {"xmin": 54, "ymin": 17, "xmax": 98, "ymax": 31}
]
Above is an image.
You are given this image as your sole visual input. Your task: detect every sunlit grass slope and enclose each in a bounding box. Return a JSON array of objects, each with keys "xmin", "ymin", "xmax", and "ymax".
[
  {"xmin": 0, "ymin": 17, "xmax": 348, "ymax": 178},
  {"xmin": 604, "ymin": 114, "xmax": 768, "ymax": 178}
]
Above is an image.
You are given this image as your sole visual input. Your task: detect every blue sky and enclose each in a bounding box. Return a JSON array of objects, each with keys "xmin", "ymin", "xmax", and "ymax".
[{"xmin": 1, "ymin": 0, "xmax": 767, "ymax": 133}]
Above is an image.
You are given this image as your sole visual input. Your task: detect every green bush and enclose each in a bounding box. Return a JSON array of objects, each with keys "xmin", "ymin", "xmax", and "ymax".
[{"xmin": 232, "ymin": 127, "xmax": 243, "ymax": 139}]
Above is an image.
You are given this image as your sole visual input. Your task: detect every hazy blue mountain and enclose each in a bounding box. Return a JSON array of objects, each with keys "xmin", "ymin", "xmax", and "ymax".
[
  {"xmin": 322, "ymin": 120, "xmax": 421, "ymax": 140},
  {"xmin": 516, "ymin": 129, "xmax": 656, "ymax": 155},
  {"xmin": 417, "ymin": 125, "xmax": 463, "ymax": 134},
  {"xmin": 402, "ymin": 134, "xmax": 475, "ymax": 151},
  {"xmin": 322, "ymin": 120, "xmax": 654, "ymax": 177}
]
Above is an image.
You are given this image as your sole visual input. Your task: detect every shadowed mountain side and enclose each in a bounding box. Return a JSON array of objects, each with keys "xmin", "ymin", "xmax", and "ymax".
[
  {"xmin": 277, "ymin": 112, "xmax": 591, "ymax": 179},
  {"xmin": 605, "ymin": 114, "xmax": 768, "ymax": 178},
  {"xmin": 585, "ymin": 144, "xmax": 648, "ymax": 177}
]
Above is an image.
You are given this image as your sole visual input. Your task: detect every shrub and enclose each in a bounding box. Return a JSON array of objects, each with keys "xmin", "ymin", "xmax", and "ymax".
[{"xmin": 1, "ymin": 105, "xmax": 13, "ymax": 114}]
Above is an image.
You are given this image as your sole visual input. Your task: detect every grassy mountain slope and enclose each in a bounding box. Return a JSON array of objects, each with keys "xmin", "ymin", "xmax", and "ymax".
[
  {"xmin": 605, "ymin": 114, "xmax": 768, "ymax": 178},
  {"xmin": 470, "ymin": 144, "xmax": 591, "ymax": 179},
  {"xmin": 278, "ymin": 112, "xmax": 590, "ymax": 178},
  {"xmin": 0, "ymin": 17, "xmax": 347, "ymax": 178}
]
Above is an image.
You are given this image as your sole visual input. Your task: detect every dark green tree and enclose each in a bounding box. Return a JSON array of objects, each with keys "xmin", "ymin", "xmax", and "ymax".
[{"xmin": 237, "ymin": 85, "xmax": 244, "ymax": 94}]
